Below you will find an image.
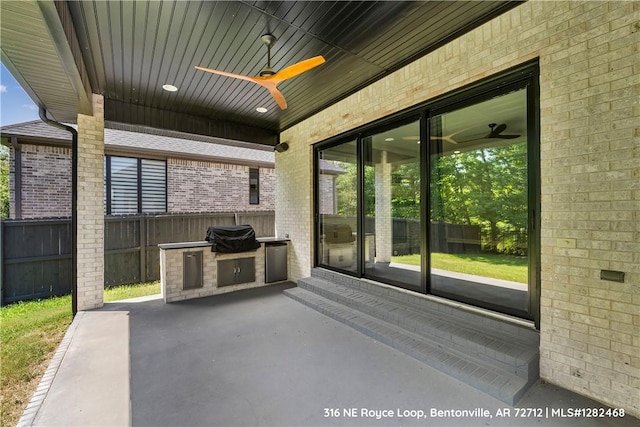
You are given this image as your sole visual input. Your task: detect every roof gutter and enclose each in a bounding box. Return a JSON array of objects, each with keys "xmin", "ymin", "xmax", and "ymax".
[{"xmin": 39, "ymin": 108, "xmax": 77, "ymax": 316}]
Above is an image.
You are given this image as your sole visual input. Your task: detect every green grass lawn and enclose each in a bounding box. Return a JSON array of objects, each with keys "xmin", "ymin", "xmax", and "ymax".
[
  {"xmin": 104, "ymin": 281, "xmax": 161, "ymax": 302},
  {"xmin": 393, "ymin": 252, "xmax": 528, "ymax": 283},
  {"xmin": 0, "ymin": 281, "xmax": 160, "ymax": 427}
]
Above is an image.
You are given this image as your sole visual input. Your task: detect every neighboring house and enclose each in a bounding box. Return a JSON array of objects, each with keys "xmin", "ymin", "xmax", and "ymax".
[{"xmin": 0, "ymin": 121, "xmax": 276, "ymax": 219}]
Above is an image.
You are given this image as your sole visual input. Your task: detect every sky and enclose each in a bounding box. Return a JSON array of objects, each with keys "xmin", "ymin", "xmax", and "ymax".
[{"xmin": 0, "ymin": 63, "xmax": 41, "ymax": 127}]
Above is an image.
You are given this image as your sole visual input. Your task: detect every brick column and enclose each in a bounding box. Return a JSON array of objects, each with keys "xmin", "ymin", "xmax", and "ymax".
[
  {"xmin": 76, "ymin": 94, "xmax": 105, "ymax": 310},
  {"xmin": 274, "ymin": 138, "xmax": 313, "ymax": 282},
  {"xmin": 375, "ymin": 151, "xmax": 392, "ymax": 263}
]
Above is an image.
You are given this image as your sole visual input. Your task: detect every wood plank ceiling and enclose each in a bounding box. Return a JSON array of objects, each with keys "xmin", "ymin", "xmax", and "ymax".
[{"xmin": 3, "ymin": 1, "xmax": 521, "ymax": 145}]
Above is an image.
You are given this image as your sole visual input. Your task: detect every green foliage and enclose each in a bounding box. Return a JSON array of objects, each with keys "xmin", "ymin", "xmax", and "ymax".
[
  {"xmin": 0, "ymin": 145, "xmax": 9, "ymax": 219},
  {"xmin": 104, "ymin": 281, "xmax": 160, "ymax": 302},
  {"xmin": 1, "ymin": 295, "xmax": 72, "ymax": 426},
  {"xmin": 334, "ymin": 161, "xmax": 356, "ymax": 216},
  {"xmin": 334, "ymin": 162, "xmax": 376, "ymax": 216},
  {"xmin": 431, "ymin": 143, "xmax": 528, "ymax": 254},
  {"xmin": 391, "ymin": 162, "xmax": 420, "ymax": 219},
  {"xmin": 329, "ymin": 141, "xmax": 528, "ymax": 256}
]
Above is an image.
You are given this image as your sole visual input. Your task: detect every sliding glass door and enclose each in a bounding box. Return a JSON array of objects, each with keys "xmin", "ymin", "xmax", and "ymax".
[
  {"xmin": 429, "ymin": 87, "xmax": 531, "ymax": 317},
  {"xmin": 313, "ymin": 63, "xmax": 539, "ymax": 322},
  {"xmin": 363, "ymin": 120, "xmax": 422, "ymax": 290},
  {"xmin": 317, "ymin": 140, "xmax": 358, "ymax": 273}
]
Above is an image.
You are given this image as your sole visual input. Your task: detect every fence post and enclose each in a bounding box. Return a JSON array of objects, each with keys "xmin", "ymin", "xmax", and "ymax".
[{"xmin": 140, "ymin": 215, "xmax": 146, "ymax": 283}]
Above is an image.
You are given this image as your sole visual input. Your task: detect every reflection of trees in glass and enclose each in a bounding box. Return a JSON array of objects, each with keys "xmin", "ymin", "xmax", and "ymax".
[
  {"xmin": 331, "ymin": 142, "xmax": 527, "ymax": 256},
  {"xmin": 391, "ymin": 162, "xmax": 420, "ymax": 219},
  {"xmin": 334, "ymin": 162, "xmax": 375, "ymax": 216},
  {"xmin": 335, "ymin": 162, "xmax": 420, "ymax": 219},
  {"xmin": 432, "ymin": 143, "xmax": 527, "ymax": 255}
]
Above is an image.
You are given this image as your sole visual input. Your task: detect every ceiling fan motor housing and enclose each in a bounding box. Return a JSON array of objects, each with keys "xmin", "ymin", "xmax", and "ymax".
[
  {"xmin": 260, "ymin": 67, "xmax": 276, "ymax": 77},
  {"xmin": 260, "ymin": 34, "xmax": 277, "ymax": 76},
  {"xmin": 261, "ymin": 34, "xmax": 276, "ymax": 46}
]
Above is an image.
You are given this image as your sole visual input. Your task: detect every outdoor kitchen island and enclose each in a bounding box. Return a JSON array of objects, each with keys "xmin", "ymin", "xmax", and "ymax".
[{"xmin": 159, "ymin": 237, "xmax": 290, "ymax": 303}]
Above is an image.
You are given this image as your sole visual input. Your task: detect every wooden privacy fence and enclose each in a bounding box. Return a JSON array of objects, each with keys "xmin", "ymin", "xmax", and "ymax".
[
  {"xmin": 1, "ymin": 219, "xmax": 72, "ymax": 304},
  {"xmin": 320, "ymin": 215, "xmax": 482, "ymax": 256},
  {"xmin": 0, "ymin": 211, "xmax": 275, "ymax": 305}
]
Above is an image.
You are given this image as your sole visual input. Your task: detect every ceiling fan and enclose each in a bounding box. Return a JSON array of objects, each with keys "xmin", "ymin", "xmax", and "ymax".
[
  {"xmin": 431, "ymin": 123, "xmax": 520, "ymax": 144},
  {"xmin": 483, "ymin": 123, "xmax": 520, "ymax": 139},
  {"xmin": 460, "ymin": 123, "xmax": 520, "ymax": 143},
  {"xmin": 195, "ymin": 34, "xmax": 325, "ymax": 110}
]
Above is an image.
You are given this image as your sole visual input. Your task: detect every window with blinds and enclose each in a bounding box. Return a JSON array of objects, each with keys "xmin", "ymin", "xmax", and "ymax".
[
  {"xmin": 141, "ymin": 159, "xmax": 166, "ymax": 213},
  {"xmin": 249, "ymin": 168, "xmax": 259, "ymax": 205},
  {"xmin": 106, "ymin": 156, "xmax": 166, "ymax": 215}
]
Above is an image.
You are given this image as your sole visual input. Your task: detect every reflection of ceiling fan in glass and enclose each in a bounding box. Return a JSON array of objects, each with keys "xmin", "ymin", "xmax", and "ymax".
[{"xmin": 431, "ymin": 123, "xmax": 520, "ymax": 144}]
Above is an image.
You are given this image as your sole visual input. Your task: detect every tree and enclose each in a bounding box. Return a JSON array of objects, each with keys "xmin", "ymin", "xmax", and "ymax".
[
  {"xmin": 0, "ymin": 145, "xmax": 9, "ymax": 219},
  {"xmin": 433, "ymin": 143, "xmax": 528, "ymax": 254},
  {"xmin": 391, "ymin": 161, "xmax": 420, "ymax": 219},
  {"xmin": 331, "ymin": 141, "xmax": 528, "ymax": 255},
  {"xmin": 334, "ymin": 162, "xmax": 375, "ymax": 217}
]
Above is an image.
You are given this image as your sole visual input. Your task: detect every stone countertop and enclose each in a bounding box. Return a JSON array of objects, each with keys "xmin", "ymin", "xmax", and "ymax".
[{"xmin": 158, "ymin": 237, "xmax": 290, "ymax": 250}]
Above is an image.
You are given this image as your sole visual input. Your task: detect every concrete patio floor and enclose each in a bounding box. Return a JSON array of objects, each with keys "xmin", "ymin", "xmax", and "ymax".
[{"xmin": 23, "ymin": 283, "xmax": 637, "ymax": 427}]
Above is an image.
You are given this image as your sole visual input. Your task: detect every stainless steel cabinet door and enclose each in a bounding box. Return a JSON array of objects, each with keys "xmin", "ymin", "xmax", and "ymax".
[{"xmin": 236, "ymin": 257, "xmax": 255, "ymax": 284}]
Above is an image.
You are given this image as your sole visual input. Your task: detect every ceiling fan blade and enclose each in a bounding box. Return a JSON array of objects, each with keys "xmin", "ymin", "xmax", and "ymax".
[
  {"xmin": 451, "ymin": 136, "xmax": 484, "ymax": 144},
  {"xmin": 429, "ymin": 126, "xmax": 476, "ymax": 144},
  {"xmin": 491, "ymin": 123, "xmax": 507, "ymax": 135},
  {"xmin": 493, "ymin": 134, "xmax": 520, "ymax": 139},
  {"xmin": 271, "ymin": 56, "xmax": 325, "ymax": 81},
  {"xmin": 194, "ymin": 66, "xmax": 261, "ymax": 84},
  {"xmin": 253, "ymin": 79, "xmax": 288, "ymax": 109},
  {"xmin": 269, "ymin": 87, "xmax": 288, "ymax": 109}
]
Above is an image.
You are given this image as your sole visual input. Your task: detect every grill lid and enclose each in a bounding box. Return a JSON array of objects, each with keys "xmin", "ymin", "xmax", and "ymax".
[{"xmin": 205, "ymin": 225, "xmax": 261, "ymax": 253}]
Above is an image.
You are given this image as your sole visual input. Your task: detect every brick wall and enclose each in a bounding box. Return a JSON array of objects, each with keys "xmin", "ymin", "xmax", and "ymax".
[
  {"xmin": 278, "ymin": 0, "xmax": 639, "ymax": 415},
  {"xmin": 9, "ymin": 145, "xmax": 72, "ymax": 218},
  {"xmin": 8, "ymin": 148, "xmax": 276, "ymax": 218},
  {"xmin": 167, "ymin": 159, "xmax": 275, "ymax": 212},
  {"xmin": 274, "ymin": 144, "xmax": 314, "ymax": 282}
]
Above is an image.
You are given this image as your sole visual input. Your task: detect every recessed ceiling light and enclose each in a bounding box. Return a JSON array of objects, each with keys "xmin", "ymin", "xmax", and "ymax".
[
  {"xmin": 256, "ymin": 107, "xmax": 268, "ymax": 113},
  {"xmin": 162, "ymin": 84, "xmax": 178, "ymax": 92},
  {"xmin": 385, "ymin": 137, "xmax": 394, "ymax": 141}
]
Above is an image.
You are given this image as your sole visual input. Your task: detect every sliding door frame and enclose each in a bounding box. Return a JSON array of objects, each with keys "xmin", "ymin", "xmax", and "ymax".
[
  {"xmin": 426, "ymin": 75, "xmax": 539, "ymax": 322},
  {"xmin": 314, "ymin": 136, "xmax": 362, "ymax": 277},
  {"xmin": 359, "ymin": 114, "xmax": 425, "ymax": 292},
  {"xmin": 312, "ymin": 60, "xmax": 540, "ymax": 327}
]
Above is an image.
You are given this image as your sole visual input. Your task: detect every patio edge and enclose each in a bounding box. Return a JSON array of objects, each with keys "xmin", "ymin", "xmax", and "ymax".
[{"xmin": 16, "ymin": 311, "xmax": 84, "ymax": 427}]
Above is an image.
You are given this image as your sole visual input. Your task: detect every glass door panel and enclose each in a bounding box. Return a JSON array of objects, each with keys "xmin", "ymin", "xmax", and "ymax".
[
  {"xmin": 429, "ymin": 88, "xmax": 530, "ymax": 317},
  {"xmin": 317, "ymin": 140, "xmax": 358, "ymax": 273},
  {"xmin": 363, "ymin": 121, "xmax": 421, "ymax": 290}
]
